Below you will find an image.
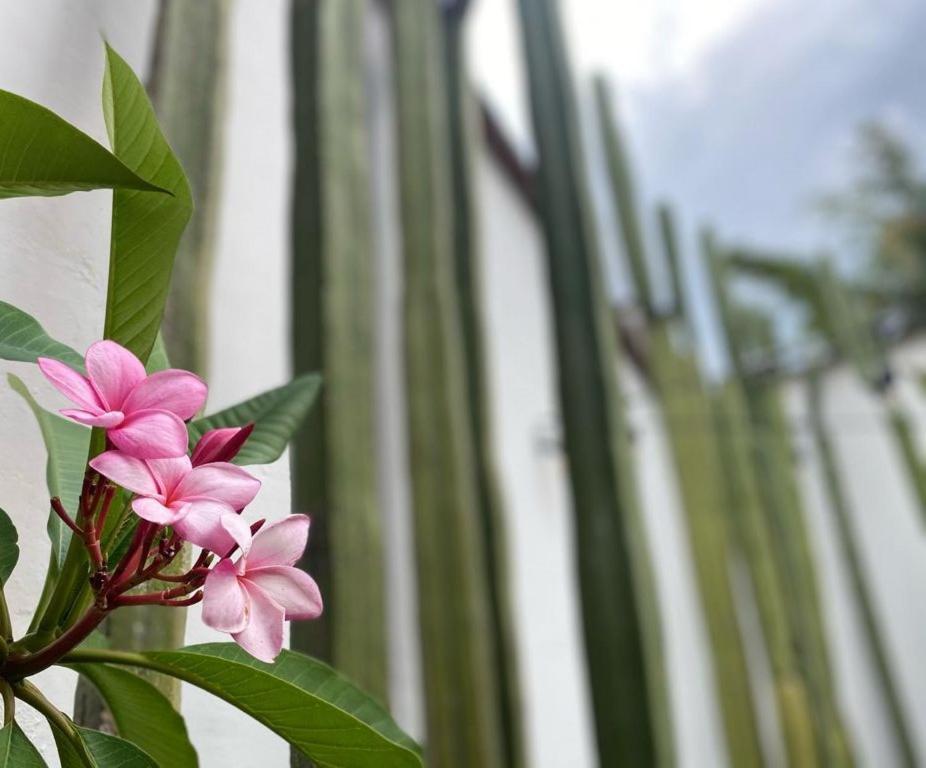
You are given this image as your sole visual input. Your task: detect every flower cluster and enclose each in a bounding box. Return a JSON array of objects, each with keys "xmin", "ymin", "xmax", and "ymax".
[{"xmin": 36, "ymin": 341, "xmax": 322, "ymax": 662}]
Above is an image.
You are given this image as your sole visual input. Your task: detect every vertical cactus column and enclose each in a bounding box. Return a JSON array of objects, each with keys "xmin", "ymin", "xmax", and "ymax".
[
  {"xmin": 807, "ymin": 373, "xmax": 918, "ymax": 767},
  {"xmin": 289, "ymin": 0, "xmax": 389, "ymax": 723},
  {"xmin": 101, "ymin": 0, "xmax": 231, "ymax": 707},
  {"xmin": 515, "ymin": 1, "xmax": 659, "ymax": 764},
  {"xmin": 596, "ymin": 84, "xmax": 758, "ymax": 766},
  {"xmin": 392, "ymin": 1, "xmax": 505, "ymax": 765},
  {"xmin": 703, "ymin": 235, "xmax": 853, "ymax": 767},
  {"xmin": 441, "ymin": 4, "xmax": 525, "ymax": 766}
]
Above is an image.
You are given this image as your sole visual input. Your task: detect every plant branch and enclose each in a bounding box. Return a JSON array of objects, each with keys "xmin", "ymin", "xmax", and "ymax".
[
  {"xmin": 14, "ymin": 680, "xmax": 94, "ymax": 766},
  {"xmin": 4, "ymin": 607, "xmax": 107, "ymax": 681},
  {"xmin": 0, "ymin": 679, "xmax": 13, "ymax": 725}
]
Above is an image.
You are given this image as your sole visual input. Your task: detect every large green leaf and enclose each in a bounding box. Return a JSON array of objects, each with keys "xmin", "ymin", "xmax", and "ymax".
[
  {"xmin": 101, "ymin": 44, "xmax": 193, "ymax": 364},
  {"xmin": 65, "ymin": 644, "xmax": 422, "ymax": 768},
  {"xmin": 67, "ymin": 663, "xmax": 197, "ymax": 768},
  {"xmin": 0, "ymin": 302, "xmax": 84, "ymax": 369},
  {"xmin": 0, "ymin": 507, "xmax": 18, "ymax": 584},
  {"xmin": 188, "ymin": 374, "xmax": 322, "ymax": 465},
  {"xmin": 0, "ymin": 724, "xmax": 46, "ymax": 767},
  {"xmin": 0, "ymin": 89, "xmax": 166, "ymax": 200},
  {"xmin": 8, "ymin": 374, "xmax": 89, "ymax": 567},
  {"xmin": 52, "ymin": 724, "xmax": 157, "ymax": 768}
]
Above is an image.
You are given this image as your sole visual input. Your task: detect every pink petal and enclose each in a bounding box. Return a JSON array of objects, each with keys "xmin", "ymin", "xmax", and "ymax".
[
  {"xmin": 174, "ymin": 462, "xmax": 261, "ymax": 510},
  {"xmin": 108, "ymin": 409, "xmax": 189, "ymax": 459},
  {"xmin": 90, "ymin": 451, "xmax": 160, "ymax": 497},
  {"xmin": 85, "ymin": 340, "xmax": 146, "ymax": 410},
  {"xmin": 202, "ymin": 560, "xmax": 249, "ymax": 633},
  {"xmin": 173, "ymin": 498, "xmax": 240, "ymax": 553},
  {"xmin": 60, "ymin": 409, "xmax": 124, "ymax": 428},
  {"xmin": 191, "ymin": 425, "xmax": 254, "ymax": 466},
  {"xmin": 244, "ymin": 566, "xmax": 322, "ymax": 621},
  {"xmin": 221, "ymin": 513, "xmax": 253, "ymax": 557},
  {"xmin": 146, "ymin": 456, "xmax": 193, "ymax": 498},
  {"xmin": 122, "ymin": 369, "xmax": 207, "ymax": 421},
  {"xmin": 37, "ymin": 358, "xmax": 102, "ymax": 412},
  {"xmin": 132, "ymin": 497, "xmax": 187, "ymax": 525},
  {"xmin": 232, "ymin": 581, "xmax": 285, "ymax": 663},
  {"xmin": 246, "ymin": 515, "xmax": 310, "ymax": 569}
]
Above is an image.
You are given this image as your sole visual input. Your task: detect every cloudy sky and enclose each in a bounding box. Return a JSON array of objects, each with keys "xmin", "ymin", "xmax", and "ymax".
[{"xmin": 468, "ymin": 0, "xmax": 926, "ymax": 373}]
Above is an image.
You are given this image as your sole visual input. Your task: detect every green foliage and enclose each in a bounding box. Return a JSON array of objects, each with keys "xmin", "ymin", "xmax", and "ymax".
[
  {"xmin": 68, "ymin": 663, "xmax": 197, "ymax": 768},
  {"xmin": 188, "ymin": 373, "xmax": 322, "ymax": 465},
  {"xmin": 7, "ymin": 374, "xmax": 89, "ymax": 569},
  {"xmin": 0, "ymin": 509, "xmax": 18, "ymax": 585},
  {"xmin": 66, "ymin": 645, "xmax": 423, "ymax": 768},
  {"xmin": 0, "ymin": 90, "xmax": 164, "ymax": 200},
  {"xmin": 101, "ymin": 44, "xmax": 193, "ymax": 365},
  {"xmin": 52, "ymin": 724, "xmax": 157, "ymax": 768},
  {"xmin": 0, "ymin": 303, "xmax": 84, "ymax": 370},
  {"xmin": 0, "ymin": 724, "xmax": 46, "ymax": 767}
]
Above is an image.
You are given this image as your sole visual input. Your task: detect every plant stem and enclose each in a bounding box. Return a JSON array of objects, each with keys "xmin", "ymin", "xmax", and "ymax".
[
  {"xmin": 14, "ymin": 680, "xmax": 93, "ymax": 766},
  {"xmin": 0, "ymin": 585, "xmax": 11, "ymax": 641},
  {"xmin": 5, "ymin": 607, "xmax": 107, "ymax": 681},
  {"xmin": 0, "ymin": 679, "xmax": 13, "ymax": 725}
]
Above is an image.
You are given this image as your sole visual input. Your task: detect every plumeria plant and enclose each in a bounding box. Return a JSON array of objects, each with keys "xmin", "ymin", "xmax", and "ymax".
[{"xmin": 0, "ymin": 46, "xmax": 421, "ymax": 767}]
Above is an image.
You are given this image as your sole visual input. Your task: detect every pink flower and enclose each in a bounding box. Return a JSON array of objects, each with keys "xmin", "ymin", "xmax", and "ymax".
[
  {"xmin": 90, "ymin": 450, "xmax": 260, "ymax": 554},
  {"xmin": 38, "ymin": 340, "xmax": 206, "ymax": 459},
  {"xmin": 191, "ymin": 424, "xmax": 254, "ymax": 466},
  {"xmin": 202, "ymin": 515, "xmax": 322, "ymax": 662}
]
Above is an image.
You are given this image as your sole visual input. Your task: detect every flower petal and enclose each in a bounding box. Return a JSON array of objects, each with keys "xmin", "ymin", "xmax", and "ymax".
[
  {"xmin": 132, "ymin": 497, "xmax": 187, "ymax": 525},
  {"xmin": 174, "ymin": 462, "xmax": 261, "ymax": 510},
  {"xmin": 146, "ymin": 456, "xmax": 193, "ymax": 498},
  {"xmin": 244, "ymin": 566, "xmax": 322, "ymax": 621},
  {"xmin": 202, "ymin": 560, "xmax": 249, "ymax": 633},
  {"xmin": 60, "ymin": 409, "xmax": 124, "ymax": 428},
  {"xmin": 90, "ymin": 451, "xmax": 160, "ymax": 497},
  {"xmin": 246, "ymin": 515, "xmax": 310, "ymax": 569},
  {"xmin": 37, "ymin": 358, "xmax": 102, "ymax": 412},
  {"xmin": 172, "ymin": 499, "xmax": 240, "ymax": 553},
  {"xmin": 122, "ymin": 369, "xmax": 207, "ymax": 421},
  {"xmin": 221, "ymin": 513, "xmax": 253, "ymax": 557},
  {"xmin": 108, "ymin": 409, "xmax": 189, "ymax": 459},
  {"xmin": 85, "ymin": 340, "xmax": 146, "ymax": 410},
  {"xmin": 191, "ymin": 425, "xmax": 254, "ymax": 466},
  {"xmin": 232, "ymin": 581, "xmax": 285, "ymax": 663}
]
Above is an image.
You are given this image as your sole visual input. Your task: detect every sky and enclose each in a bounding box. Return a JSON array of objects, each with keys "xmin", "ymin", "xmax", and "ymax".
[{"xmin": 468, "ymin": 0, "xmax": 926, "ymax": 375}]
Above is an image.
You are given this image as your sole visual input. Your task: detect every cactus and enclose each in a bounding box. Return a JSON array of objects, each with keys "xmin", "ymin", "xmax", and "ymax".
[
  {"xmin": 703, "ymin": 235, "xmax": 854, "ymax": 766},
  {"xmin": 90, "ymin": 0, "xmax": 232, "ymax": 710},
  {"xmin": 441, "ymin": 4, "xmax": 525, "ymax": 765},
  {"xmin": 288, "ymin": 0, "xmax": 389, "ymax": 731},
  {"xmin": 514, "ymin": 1, "xmax": 662, "ymax": 763},
  {"xmin": 392, "ymin": 1, "xmax": 506, "ymax": 765},
  {"xmin": 596, "ymin": 85, "xmax": 757, "ymax": 765},
  {"xmin": 808, "ymin": 373, "xmax": 918, "ymax": 767},
  {"xmin": 727, "ymin": 250, "xmax": 918, "ymax": 766}
]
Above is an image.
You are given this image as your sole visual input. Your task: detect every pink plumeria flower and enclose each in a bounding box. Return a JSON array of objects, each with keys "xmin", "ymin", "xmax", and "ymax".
[
  {"xmin": 38, "ymin": 340, "xmax": 206, "ymax": 459},
  {"xmin": 202, "ymin": 515, "xmax": 322, "ymax": 663},
  {"xmin": 190, "ymin": 424, "xmax": 254, "ymax": 466},
  {"xmin": 90, "ymin": 450, "xmax": 260, "ymax": 554}
]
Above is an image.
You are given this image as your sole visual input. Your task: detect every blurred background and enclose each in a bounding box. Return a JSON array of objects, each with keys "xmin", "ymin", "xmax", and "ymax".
[{"xmin": 1, "ymin": 0, "xmax": 926, "ymax": 766}]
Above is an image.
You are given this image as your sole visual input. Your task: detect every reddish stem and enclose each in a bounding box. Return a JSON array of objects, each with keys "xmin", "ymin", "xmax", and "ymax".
[
  {"xmin": 3, "ymin": 607, "xmax": 107, "ymax": 681},
  {"xmin": 50, "ymin": 498, "xmax": 82, "ymax": 536}
]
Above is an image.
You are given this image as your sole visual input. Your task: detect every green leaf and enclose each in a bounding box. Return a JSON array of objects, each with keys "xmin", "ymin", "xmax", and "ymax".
[
  {"xmin": 0, "ymin": 89, "xmax": 167, "ymax": 200},
  {"xmin": 188, "ymin": 374, "xmax": 322, "ymax": 465},
  {"xmin": 0, "ymin": 302, "xmax": 84, "ymax": 369},
  {"xmin": 53, "ymin": 725, "xmax": 157, "ymax": 768},
  {"xmin": 0, "ymin": 723, "xmax": 47, "ymax": 767},
  {"xmin": 8, "ymin": 374, "xmax": 89, "ymax": 568},
  {"xmin": 101, "ymin": 44, "xmax": 193, "ymax": 364},
  {"xmin": 65, "ymin": 644, "xmax": 422, "ymax": 768},
  {"xmin": 67, "ymin": 663, "xmax": 197, "ymax": 768},
  {"xmin": 145, "ymin": 333, "xmax": 171, "ymax": 374},
  {"xmin": 0, "ymin": 507, "xmax": 19, "ymax": 584}
]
